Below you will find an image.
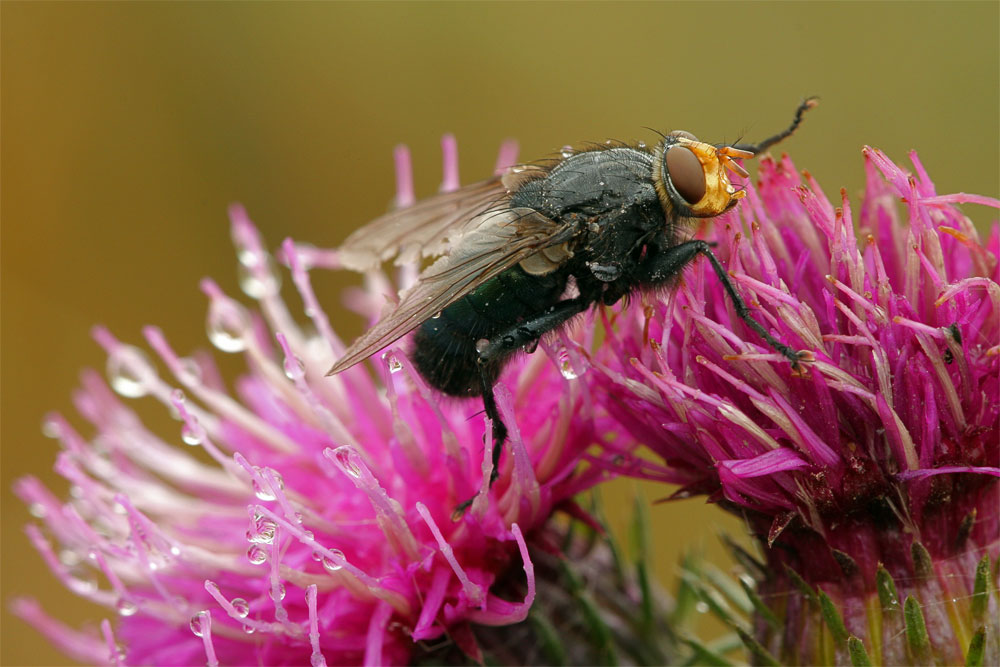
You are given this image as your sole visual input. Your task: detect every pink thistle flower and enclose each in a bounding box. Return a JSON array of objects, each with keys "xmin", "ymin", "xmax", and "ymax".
[
  {"xmin": 593, "ymin": 148, "xmax": 999, "ymax": 664},
  {"xmin": 13, "ymin": 138, "xmax": 606, "ymax": 666}
]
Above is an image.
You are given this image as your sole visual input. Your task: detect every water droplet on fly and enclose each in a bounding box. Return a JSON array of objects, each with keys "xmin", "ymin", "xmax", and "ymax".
[
  {"xmin": 430, "ymin": 311, "xmax": 442, "ymax": 319},
  {"xmin": 560, "ymin": 146, "xmax": 573, "ymax": 158},
  {"xmin": 637, "ymin": 140, "xmax": 647, "ymax": 149},
  {"xmin": 475, "ymin": 338, "xmax": 490, "ymax": 354},
  {"xmin": 230, "ymin": 597, "xmax": 250, "ymax": 619},
  {"xmin": 206, "ymin": 300, "xmax": 250, "ymax": 353}
]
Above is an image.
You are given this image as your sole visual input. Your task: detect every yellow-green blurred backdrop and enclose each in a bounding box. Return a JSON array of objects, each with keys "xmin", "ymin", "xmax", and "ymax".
[{"xmin": 3, "ymin": 3, "xmax": 997, "ymax": 665}]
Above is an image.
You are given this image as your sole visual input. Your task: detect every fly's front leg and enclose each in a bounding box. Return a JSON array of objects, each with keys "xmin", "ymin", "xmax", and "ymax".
[
  {"xmin": 476, "ymin": 297, "xmax": 589, "ymax": 475},
  {"xmin": 641, "ymin": 240, "xmax": 804, "ymax": 367}
]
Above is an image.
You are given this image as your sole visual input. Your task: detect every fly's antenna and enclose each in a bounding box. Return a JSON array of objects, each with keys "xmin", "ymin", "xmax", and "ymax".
[{"xmin": 731, "ymin": 97, "xmax": 819, "ymax": 155}]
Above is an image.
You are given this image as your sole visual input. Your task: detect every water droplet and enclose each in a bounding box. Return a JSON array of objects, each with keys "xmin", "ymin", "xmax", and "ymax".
[
  {"xmin": 206, "ymin": 300, "xmax": 249, "ymax": 353},
  {"xmin": 116, "ymin": 598, "xmax": 138, "ymax": 617},
  {"xmin": 237, "ymin": 257, "xmax": 282, "ymax": 299},
  {"xmin": 430, "ymin": 311, "xmax": 442, "ymax": 319},
  {"xmin": 107, "ymin": 345, "xmax": 156, "ymax": 398},
  {"xmin": 695, "ymin": 601, "xmax": 709, "ymax": 614},
  {"xmin": 242, "ymin": 623, "xmax": 256, "ymax": 635},
  {"xmin": 475, "ymin": 338, "xmax": 489, "ymax": 354},
  {"xmin": 181, "ymin": 421, "xmax": 203, "ymax": 446},
  {"xmin": 268, "ymin": 582, "xmax": 286, "ymax": 601},
  {"xmin": 510, "ymin": 165, "xmax": 526, "ymax": 173},
  {"xmin": 247, "ymin": 545, "xmax": 268, "ymax": 565},
  {"xmin": 247, "ymin": 518, "xmax": 277, "ymax": 544},
  {"xmin": 230, "ymin": 597, "xmax": 250, "ymax": 619},
  {"xmin": 637, "ymin": 140, "xmax": 647, "ymax": 149},
  {"xmin": 252, "ymin": 480, "xmax": 276, "ymax": 502},
  {"xmin": 322, "ymin": 549, "xmax": 345, "ymax": 573},
  {"xmin": 29, "ymin": 503, "xmax": 47, "ymax": 518},
  {"xmin": 560, "ymin": 146, "xmax": 573, "ymax": 158},
  {"xmin": 176, "ymin": 357, "xmax": 202, "ymax": 386},
  {"xmin": 68, "ymin": 573, "xmax": 98, "ymax": 595},
  {"xmin": 311, "ymin": 550, "xmax": 323, "ymax": 562},
  {"xmin": 189, "ymin": 611, "xmax": 207, "ymax": 637},
  {"xmin": 382, "ymin": 352, "xmax": 403, "ymax": 373},
  {"xmin": 332, "ymin": 446, "xmax": 362, "ymax": 479},
  {"xmin": 283, "ymin": 354, "xmax": 305, "ymax": 380},
  {"xmin": 41, "ymin": 417, "xmax": 61, "ymax": 439}
]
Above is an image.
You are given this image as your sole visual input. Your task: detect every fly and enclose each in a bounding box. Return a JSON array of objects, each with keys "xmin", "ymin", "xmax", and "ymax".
[{"xmin": 328, "ymin": 99, "xmax": 818, "ymax": 508}]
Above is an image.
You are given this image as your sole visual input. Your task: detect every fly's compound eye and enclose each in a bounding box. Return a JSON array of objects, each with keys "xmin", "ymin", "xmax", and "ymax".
[{"xmin": 665, "ymin": 145, "xmax": 706, "ymax": 205}]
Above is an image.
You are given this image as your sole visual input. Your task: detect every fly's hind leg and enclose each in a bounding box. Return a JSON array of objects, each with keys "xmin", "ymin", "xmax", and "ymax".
[
  {"xmin": 476, "ymin": 296, "xmax": 589, "ymax": 474},
  {"xmin": 454, "ymin": 297, "xmax": 590, "ymax": 517}
]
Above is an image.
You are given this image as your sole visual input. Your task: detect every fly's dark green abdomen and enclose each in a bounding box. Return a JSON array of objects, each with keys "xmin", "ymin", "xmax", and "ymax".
[{"xmin": 413, "ymin": 266, "xmax": 568, "ymax": 396}]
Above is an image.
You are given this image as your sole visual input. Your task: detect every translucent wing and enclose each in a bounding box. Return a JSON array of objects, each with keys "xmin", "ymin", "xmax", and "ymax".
[
  {"xmin": 328, "ymin": 207, "xmax": 577, "ymax": 374},
  {"xmin": 336, "ymin": 166, "xmax": 549, "ymax": 271}
]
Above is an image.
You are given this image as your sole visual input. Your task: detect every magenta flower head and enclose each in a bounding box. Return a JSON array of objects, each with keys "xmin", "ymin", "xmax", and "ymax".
[
  {"xmin": 12, "ymin": 139, "xmax": 605, "ymax": 666},
  {"xmin": 594, "ymin": 148, "xmax": 999, "ymax": 664}
]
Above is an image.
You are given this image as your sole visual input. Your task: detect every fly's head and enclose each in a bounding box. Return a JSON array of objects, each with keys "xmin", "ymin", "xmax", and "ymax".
[{"xmin": 653, "ymin": 132, "xmax": 753, "ymax": 220}]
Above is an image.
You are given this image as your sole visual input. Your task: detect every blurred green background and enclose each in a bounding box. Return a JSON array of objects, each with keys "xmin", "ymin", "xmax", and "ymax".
[{"xmin": 2, "ymin": 2, "xmax": 997, "ymax": 665}]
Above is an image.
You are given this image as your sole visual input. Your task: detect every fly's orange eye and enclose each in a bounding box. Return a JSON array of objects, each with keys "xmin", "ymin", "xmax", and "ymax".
[{"xmin": 665, "ymin": 145, "xmax": 706, "ymax": 205}]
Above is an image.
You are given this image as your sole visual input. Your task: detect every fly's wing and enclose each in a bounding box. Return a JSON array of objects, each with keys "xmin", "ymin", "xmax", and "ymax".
[
  {"xmin": 328, "ymin": 207, "xmax": 576, "ymax": 374},
  {"xmin": 336, "ymin": 166, "xmax": 550, "ymax": 271}
]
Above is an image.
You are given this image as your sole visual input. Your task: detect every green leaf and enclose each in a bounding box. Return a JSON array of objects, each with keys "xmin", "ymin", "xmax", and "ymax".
[
  {"xmin": 971, "ymin": 554, "xmax": 990, "ymax": 626},
  {"xmin": 631, "ymin": 494, "xmax": 655, "ymax": 639},
  {"xmin": 847, "ymin": 636, "xmax": 872, "ymax": 666},
  {"xmin": 783, "ymin": 564, "xmax": 818, "ymax": 606},
  {"xmin": 876, "ymin": 565, "xmax": 901, "ymax": 612},
  {"xmin": 681, "ymin": 638, "xmax": 733, "ymax": 667},
  {"xmin": 529, "ymin": 610, "xmax": 568, "ymax": 666},
  {"xmin": 818, "ymin": 589, "xmax": 849, "ymax": 647},
  {"xmin": 738, "ymin": 577, "xmax": 781, "ymax": 630},
  {"xmin": 735, "ymin": 628, "xmax": 780, "ymax": 667},
  {"xmin": 903, "ymin": 595, "xmax": 932, "ymax": 664},
  {"xmin": 559, "ymin": 559, "xmax": 617, "ymax": 666},
  {"xmin": 965, "ymin": 626, "xmax": 985, "ymax": 667}
]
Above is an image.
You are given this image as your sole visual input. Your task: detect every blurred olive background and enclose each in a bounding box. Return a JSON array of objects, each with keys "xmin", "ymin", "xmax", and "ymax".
[{"xmin": 2, "ymin": 2, "xmax": 997, "ymax": 665}]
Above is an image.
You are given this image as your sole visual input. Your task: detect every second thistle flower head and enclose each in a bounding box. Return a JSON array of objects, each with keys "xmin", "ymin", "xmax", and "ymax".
[{"xmin": 594, "ymin": 147, "xmax": 999, "ymax": 663}]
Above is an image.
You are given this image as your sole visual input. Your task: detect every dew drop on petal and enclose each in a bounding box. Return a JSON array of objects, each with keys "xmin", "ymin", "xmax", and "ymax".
[
  {"xmin": 189, "ymin": 611, "xmax": 207, "ymax": 637},
  {"xmin": 68, "ymin": 574, "xmax": 98, "ymax": 595},
  {"xmin": 107, "ymin": 345, "xmax": 156, "ymax": 398},
  {"xmin": 29, "ymin": 503, "xmax": 47, "ymax": 519},
  {"xmin": 41, "ymin": 417, "xmax": 61, "ymax": 439},
  {"xmin": 382, "ymin": 351, "xmax": 403, "ymax": 373},
  {"xmin": 116, "ymin": 598, "xmax": 138, "ymax": 617},
  {"xmin": 268, "ymin": 582, "xmax": 286, "ymax": 602},
  {"xmin": 237, "ymin": 257, "xmax": 282, "ymax": 299},
  {"xmin": 242, "ymin": 623, "xmax": 256, "ymax": 635},
  {"xmin": 283, "ymin": 354, "xmax": 305, "ymax": 381},
  {"xmin": 230, "ymin": 597, "xmax": 250, "ymax": 619},
  {"xmin": 322, "ymin": 549, "xmax": 345, "ymax": 573},
  {"xmin": 176, "ymin": 357, "xmax": 202, "ymax": 386},
  {"xmin": 247, "ymin": 545, "xmax": 268, "ymax": 565},
  {"xmin": 252, "ymin": 479, "xmax": 277, "ymax": 502},
  {"xmin": 332, "ymin": 446, "xmax": 362, "ymax": 479},
  {"xmin": 181, "ymin": 423, "xmax": 202, "ymax": 446},
  {"xmin": 206, "ymin": 300, "xmax": 249, "ymax": 353}
]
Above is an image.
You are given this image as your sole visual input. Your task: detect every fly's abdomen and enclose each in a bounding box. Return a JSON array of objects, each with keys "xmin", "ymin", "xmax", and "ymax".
[{"xmin": 413, "ymin": 267, "xmax": 566, "ymax": 396}]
